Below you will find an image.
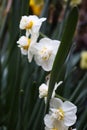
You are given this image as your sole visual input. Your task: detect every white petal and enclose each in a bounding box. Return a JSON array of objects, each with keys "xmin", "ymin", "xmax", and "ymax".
[
  {"xmin": 55, "ymin": 121, "xmax": 69, "ymax": 130},
  {"xmin": 39, "ymin": 83, "xmax": 48, "ymax": 98},
  {"xmin": 44, "ymin": 114, "xmax": 55, "ymax": 128},
  {"xmin": 64, "ymin": 112, "xmax": 77, "ymax": 126},
  {"xmin": 40, "ymin": 58, "xmax": 53, "ymax": 71},
  {"xmin": 39, "ymin": 17, "xmax": 46, "ymax": 22},
  {"xmin": 50, "ymin": 98, "xmax": 63, "ymax": 109},
  {"xmin": 17, "ymin": 36, "xmax": 28, "ymax": 46},
  {"xmin": 33, "ymin": 38, "xmax": 60, "ymax": 71},
  {"xmin": 63, "ymin": 101, "xmax": 77, "ymax": 114},
  {"xmin": 28, "ymin": 50, "xmax": 33, "ymax": 62},
  {"xmin": 20, "ymin": 48, "xmax": 28, "ymax": 55}
]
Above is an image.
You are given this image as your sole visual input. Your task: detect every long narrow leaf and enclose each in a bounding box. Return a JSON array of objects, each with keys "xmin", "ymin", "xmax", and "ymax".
[{"xmin": 45, "ymin": 7, "xmax": 78, "ymax": 113}]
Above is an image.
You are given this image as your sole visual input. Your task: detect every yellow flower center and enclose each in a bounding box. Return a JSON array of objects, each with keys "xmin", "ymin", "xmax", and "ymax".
[
  {"xmin": 40, "ymin": 47, "xmax": 51, "ymax": 61},
  {"xmin": 25, "ymin": 21, "xmax": 33, "ymax": 29},
  {"xmin": 57, "ymin": 108, "xmax": 64, "ymax": 120},
  {"xmin": 23, "ymin": 38, "xmax": 31, "ymax": 50}
]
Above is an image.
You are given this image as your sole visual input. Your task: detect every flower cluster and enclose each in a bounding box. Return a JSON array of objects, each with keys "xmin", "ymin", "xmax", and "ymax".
[
  {"xmin": 44, "ymin": 98, "xmax": 77, "ymax": 130},
  {"xmin": 17, "ymin": 15, "xmax": 77, "ymax": 130},
  {"xmin": 39, "ymin": 80, "xmax": 77, "ymax": 130},
  {"xmin": 17, "ymin": 15, "xmax": 60, "ymax": 71}
]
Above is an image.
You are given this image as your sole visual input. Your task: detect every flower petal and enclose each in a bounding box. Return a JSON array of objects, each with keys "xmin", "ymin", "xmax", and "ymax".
[
  {"xmin": 44, "ymin": 114, "xmax": 55, "ymax": 128},
  {"xmin": 50, "ymin": 98, "xmax": 63, "ymax": 109},
  {"xmin": 63, "ymin": 101, "xmax": 77, "ymax": 114},
  {"xmin": 64, "ymin": 112, "xmax": 77, "ymax": 126}
]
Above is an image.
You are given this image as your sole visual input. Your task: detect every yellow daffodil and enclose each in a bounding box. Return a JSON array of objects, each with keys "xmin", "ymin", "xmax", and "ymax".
[{"xmin": 29, "ymin": 0, "xmax": 44, "ymax": 16}]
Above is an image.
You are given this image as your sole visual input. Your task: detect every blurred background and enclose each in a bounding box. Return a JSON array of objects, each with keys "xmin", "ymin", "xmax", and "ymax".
[{"xmin": 0, "ymin": 0, "xmax": 87, "ymax": 130}]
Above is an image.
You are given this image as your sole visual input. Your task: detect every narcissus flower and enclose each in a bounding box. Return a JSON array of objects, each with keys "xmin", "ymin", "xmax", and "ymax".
[
  {"xmin": 17, "ymin": 35, "xmax": 37, "ymax": 62},
  {"xmin": 44, "ymin": 115, "xmax": 68, "ymax": 130},
  {"xmin": 80, "ymin": 51, "xmax": 87, "ymax": 69},
  {"xmin": 19, "ymin": 15, "xmax": 46, "ymax": 35},
  {"xmin": 39, "ymin": 83, "xmax": 48, "ymax": 98},
  {"xmin": 17, "ymin": 36, "xmax": 31, "ymax": 55},
  {"xmin": 33, "ymin": 38, "xmax": 60, "ymax": 71},
  {"xmin": 29, "ymin": 0, "xmax": 44, "ymax": 16},
  {"xmin": 44, "ymin": 98, "xmax": 77, "ymax": 129}
]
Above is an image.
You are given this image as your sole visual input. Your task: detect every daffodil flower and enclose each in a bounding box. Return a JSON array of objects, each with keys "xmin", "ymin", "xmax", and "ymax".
[
  {"xmin": 29, "ymin": 0, "xmax": 44, "ymax": 16},
  {"xmin": 17, "ymin": 35, "xmax": 37, "ymax": 62},
  {"xmin": 33, "ymin": 38, "xmax": 60, "ymax": 71},
  {"xmin": 44, "ymin": 98, "xmax": 77, "ymax": 129},
  {"xmin": 17, "ymin": 36, "xmax": 31, "ymax": 55},
  {"xmin": 44, "ymin": 114, "xmax": 68, "ymax": 130},
  {"xmin": 19, "ymin": 15, "xmax": 46, "ymax": 36},
  {"xmin": 39, "ymin": 83, "xmax": 48, "ymax": 98},
  {"xmin": 50, "ymin": 98, "xmax": 77, "ymax": 126}
]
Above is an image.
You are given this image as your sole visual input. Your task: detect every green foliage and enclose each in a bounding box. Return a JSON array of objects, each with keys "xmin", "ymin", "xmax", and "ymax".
[
  {"xmin": 45, "ymin": 7, "xmax": 78, "ymax": 113},
  {"xmin": 0, "ymin": 0, "xmax": 87, "ymax": 130}
]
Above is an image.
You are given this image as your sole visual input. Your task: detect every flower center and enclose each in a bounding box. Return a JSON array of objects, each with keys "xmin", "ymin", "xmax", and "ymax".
[
  {"xmin": 23, "ymin": 38, "xmax": 31, "ymax": 50},
  {"xmin": 57, "ymin": 108, "xmax": 64, "ymax": 120},
  {"xmin": 52, "ymin": 108, "xmax": 64, "ymax": 121},
  {"xmin": 40, "ymin": 47, "xmax": 51, "ymax": 61},
  {"xmin": 26, "ymin": 21, "xmax": 33, "ymax": 29}
]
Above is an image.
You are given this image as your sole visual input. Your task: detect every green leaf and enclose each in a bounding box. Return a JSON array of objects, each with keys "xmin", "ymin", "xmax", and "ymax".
[
  {"xmin": 77, "ymin": 108, "xmax": 87, "ymax": 130},
  {"xmin": 70, "ymin": 72, "xmax": 87, "ymax": 102},
  {"xmin": 45, "ymin": 7, "xmax": 79, "ymax": 113}
]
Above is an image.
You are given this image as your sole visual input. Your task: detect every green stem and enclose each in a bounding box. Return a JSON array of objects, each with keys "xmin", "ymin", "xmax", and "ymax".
[
  {"xmin": 39, "ymin": 32, "xmax": 48, "ymax": 38},
  {"xmin": 55, "ymin": 94, "xmax": 67, "ymax": 101}
]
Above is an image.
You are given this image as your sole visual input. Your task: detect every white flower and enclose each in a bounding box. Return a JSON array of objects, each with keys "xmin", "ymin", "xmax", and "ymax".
[
  {"xmin": 50, "ymin": 98, "xmax": 77, "ymax": 126},
  {"xmin": 44, "ymin": 98, "xmax": 77, "ymax": 130},
  {"xmin": 39, "ymin": 83, "xmax": 48, "ymax": 98},
  {"xmin": 27, "ymin": 33, "xmax": 39, "ymax": 62},
  {"xmin": 19, "ymin": 15, "xmax": 46, "ymax": 35},
  {"xmin": 44, "ymin": 114, "xmax": 69, "ymax": 130},
  {"xmin": 17, "ymin": 35, "xmax": 37, "ymax": 62},
  {"xmin": 17, "ymin": 36, "xmax": 31, "ymax": 55},
  {"xmin": 33, "ymin": 38, "xmax": 60, "ymax": 71}
]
